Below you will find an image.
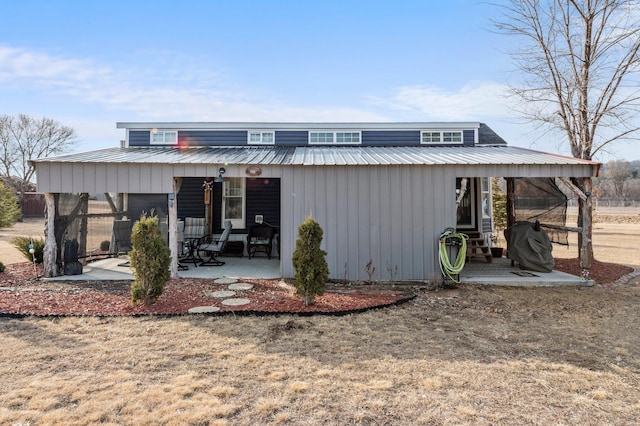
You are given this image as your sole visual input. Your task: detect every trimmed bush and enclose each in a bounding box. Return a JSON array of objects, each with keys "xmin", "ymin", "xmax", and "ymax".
[
  {"xmin": 0, "ymin": 182, "xmax": 20, "ymax": 229},
  {"xmin": 129, "ymin": 212, "xmax": 171, "ymax": 305},
  {"xmin": 11, "ymin": 236, "xmax": 45, "ymax": 264},
  {"xmin": 292, "ymin": 215, "xmax": 329, "ymax": 305},
  {"xmin": 100, "ymin": 240, "xmax": 110, "ymax": 251},
  {"xmin": 0, "ymin": 262, "xmax": 5, "ymax": 273}
]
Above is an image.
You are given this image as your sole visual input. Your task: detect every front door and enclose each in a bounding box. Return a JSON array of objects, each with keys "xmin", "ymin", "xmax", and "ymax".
[{"xmin": 456, "ymin": 177, "xmax": 476, "ymax": 230}]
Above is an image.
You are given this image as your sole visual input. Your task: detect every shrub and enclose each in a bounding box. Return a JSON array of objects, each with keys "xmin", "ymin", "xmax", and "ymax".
[
  {"xmin": 0, "ymin": 262, "xmax": 5, "ymax": 273},
  {"xmin": 492, "ymin": 177, "xmax": 507, "ymax": 231},
  {"xmin": 100, "ymin": 240, "xmax": 110, "ymax": 251},
  {"xmin": 291, "ymin": 215, "xmax": 329, "ymax": 305},
  {"xmin": 129, "ymin": 212, "xmax": 171, "ymax": 305},
  {"xmin": 11, "ymin": 236, "xmax": 45, "ymax": 264},
  {"xmin": 0, "ymin": 182, "xmax": 20, "ymax": 229}
]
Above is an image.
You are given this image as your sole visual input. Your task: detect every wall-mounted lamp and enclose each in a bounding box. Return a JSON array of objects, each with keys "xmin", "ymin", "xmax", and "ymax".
[{"xmin": 214, "ymin": 167, "xmax": 226, "ymax": 183}]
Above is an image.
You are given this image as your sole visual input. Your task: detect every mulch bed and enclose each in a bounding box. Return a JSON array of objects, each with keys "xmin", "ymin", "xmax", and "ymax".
[
  {"xmin": 0, "ymin": 262, "xmax": 414, "ymax": 317},
  {"xmin": 0, "ymin": 258, "xmax": 635, "ymax": 317}
]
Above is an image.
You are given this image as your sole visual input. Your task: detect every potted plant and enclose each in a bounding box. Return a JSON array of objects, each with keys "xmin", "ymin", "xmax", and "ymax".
[{"xmin": 490, "ymin": 233, "xmax": 504, "ymax": 258}]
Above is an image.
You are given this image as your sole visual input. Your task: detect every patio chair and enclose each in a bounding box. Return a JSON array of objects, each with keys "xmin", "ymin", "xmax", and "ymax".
[
  {"xmin": 247, "ymin": 223, "xmax": 275, "ymax": 259},
  {"xmin": 113, "ymin": 219, "xmax": 133, "ymax": 255},
  {"xmin": 181, "ymin": 217, "xmax": 207, "ymax": 267},
  {"xmin": 197, "ymin": 220, "xmax": 232, "ymax": 266}
]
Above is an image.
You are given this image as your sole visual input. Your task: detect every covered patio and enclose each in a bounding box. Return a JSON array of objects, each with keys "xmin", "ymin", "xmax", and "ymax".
[{"xmin": 45, "ymin": 254, "xmax": 585, "ymax": 287}]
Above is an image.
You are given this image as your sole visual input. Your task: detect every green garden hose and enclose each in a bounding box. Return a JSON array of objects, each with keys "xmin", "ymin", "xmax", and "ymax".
[{"xmin": 439, "ymin": 229, "xmax": 468, "ymax": 283}]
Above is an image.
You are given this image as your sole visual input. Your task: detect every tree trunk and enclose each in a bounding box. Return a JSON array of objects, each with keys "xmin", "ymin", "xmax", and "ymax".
[
  {"xmin": 169, "ymin": 179, "xmax": 181, "ymax": 278},
  {"xmin": 579, "ymin": 177, "xmax": 594, "ymax": 270},
  {"xmin": 43, "ymin": 193, "xmax": 59, "ymax": 277}
]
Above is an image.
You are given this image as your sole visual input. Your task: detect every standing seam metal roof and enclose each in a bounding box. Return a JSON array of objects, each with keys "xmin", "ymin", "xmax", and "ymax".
[{"xmin": 31, "ymin": 145, "xmax": 598, "ymax": 167}]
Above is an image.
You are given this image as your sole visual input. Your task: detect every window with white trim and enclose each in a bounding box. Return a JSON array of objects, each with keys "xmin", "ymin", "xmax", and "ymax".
[
  {"xmin": 248, "ymin": 131, "xmax": 274, "ymax": 145},
  {"xmin": 150, "ymin": 130, "xmax": 177, "ymax": 145},
  {"xmin": 421, "ymin": 130, "xmax": 463, "ymax": 144},
  {"xmin": 222, "ymin": 178, "xmax": 245, "ymax": 229},
  {"xmin": 309, "ymin": 131, "xmax": 361, "ymax": 144}
]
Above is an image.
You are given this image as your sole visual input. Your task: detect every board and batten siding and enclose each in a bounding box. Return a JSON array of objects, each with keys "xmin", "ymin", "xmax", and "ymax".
[{"xmin": 279, "ymin": 165, "xmax": 458, "ymax": 282}]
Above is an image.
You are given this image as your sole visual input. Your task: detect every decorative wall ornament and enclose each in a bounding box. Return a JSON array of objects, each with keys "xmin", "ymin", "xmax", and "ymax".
[{"xmin": 245, "ymin": 165, "xmax": 262, "ymax": 177}]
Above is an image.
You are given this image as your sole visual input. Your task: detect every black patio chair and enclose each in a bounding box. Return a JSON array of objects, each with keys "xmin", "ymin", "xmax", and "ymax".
[{"xmin": 247, "ymin": 223, "xmax": 275, "ymax": 259}]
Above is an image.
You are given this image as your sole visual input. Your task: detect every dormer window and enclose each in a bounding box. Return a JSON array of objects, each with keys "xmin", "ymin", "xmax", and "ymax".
[
  {"xmin": 421, "ymin": 130, "xmax": 462, "ymax": 144},
  {"xmin": 150, "ymin": 130, "xmax": 177, "ymax": 145},
  {"xmin": 309, "ymin": 131, "xmax": 361, "ymax": 145},
  {"xmin": 248, "ymin": 131, "xmax": 274, "ymax": 145}
]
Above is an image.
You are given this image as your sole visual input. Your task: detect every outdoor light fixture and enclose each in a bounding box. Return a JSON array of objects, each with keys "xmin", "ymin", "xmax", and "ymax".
[{"xmin": 214, "ymin": 167, "xmax": 226, "ymax": 183}]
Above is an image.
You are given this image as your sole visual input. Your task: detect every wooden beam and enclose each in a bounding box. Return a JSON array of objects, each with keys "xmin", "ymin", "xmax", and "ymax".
[
  {"xmin": 558, "ymin": 177, "xmax": 587, "ymax": 201},
  {"xmin": 539, "ymin": 223, "xmax": 582, "ymax": 233}
]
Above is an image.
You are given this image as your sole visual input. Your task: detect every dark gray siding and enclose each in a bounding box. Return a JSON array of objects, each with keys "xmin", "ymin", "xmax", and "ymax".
[
  {"xmin": 463, "ymin": 130, "xmax": 475, "ymax": 145},
  {"xmin": 129, "ymin": 131, "xmax": 151, "ymax": 146},
  {"xmin": 177, "ymin": 177, "xmax": 207, "ymax": 219},
  {"xmin": 179, "ymin": 130, "xmax": 247, "ymax": 146},
  {"xmin": 275, "ymin": 131, "xmax": 308, "ymax": 146},
  {"xmin": 362, "ymin": 131, "xmax": 420, "ymax": 146},
  {"xmin": 246, "ymin": 178, "xmax": 280, "ymax": 230},
  {"xmin": 478, "ymin": 123, "xmax": 507, "ymax": 145}
]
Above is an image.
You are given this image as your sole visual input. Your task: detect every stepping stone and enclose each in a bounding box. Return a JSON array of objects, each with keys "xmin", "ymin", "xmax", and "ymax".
[
  {"xmin": 221, "ymin": 298, "xmax": 250, "ymax": 306},
  {"xmin": 188, "ymin": 306, "xmax": 221, "ymax": 314},
  {"xmin": 207, "ymin": 290, "xmax": 236, "ymax": 298},
  {"xmin": 228, "ymin": 283, "xmax": 253, "ymax": 291},
  {"xmin": 214, "ymin": 277, "xmax": 238, "ymax": 285}
]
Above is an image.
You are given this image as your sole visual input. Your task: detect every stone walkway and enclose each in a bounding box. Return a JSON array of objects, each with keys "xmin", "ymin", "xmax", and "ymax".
[{"xmin": 187, "ymin": 277, "xmax": 253, "ymax": 313}]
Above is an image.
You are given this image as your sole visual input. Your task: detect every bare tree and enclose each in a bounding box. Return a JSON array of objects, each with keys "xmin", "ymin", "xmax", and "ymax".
[
  {"xmin": 603, "ymin": 160, "xmax": 633, "ymax": 200},
  {"xmin": 0, "ymin": 114, "xmax": 76, "ymax": 214},
  {"xmin": 494, "ymin": 0, "xmax": 640, "ymax": 267}
]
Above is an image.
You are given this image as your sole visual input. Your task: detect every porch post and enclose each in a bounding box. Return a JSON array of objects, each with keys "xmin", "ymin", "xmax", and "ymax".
[
  {"xmin": 505, "ymin": 178, "xmax": 515, "ymax": 230},
  {"xmin": 580, "ymin": 177, "xmax": 593, "ymax": 271},
  {"xmin": 43, "ymin": 192, "xmax": 59, "ymax": 277},
  {"xmin": 168, "ymin": 178, "xmax": 182, "ymax": 278}
]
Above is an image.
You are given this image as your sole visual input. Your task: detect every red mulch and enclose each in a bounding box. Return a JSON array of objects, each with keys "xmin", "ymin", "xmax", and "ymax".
[
  {"xmin": 552, "ymin": 257, "xmax": 634, "ymax": 284},
  {"xmin": 0, "ymin": 258, "xmax": 635, "ymax": 317},
  {"xmin": 0, "ymin": 262, "xmax": 413, "ymax": 317}
]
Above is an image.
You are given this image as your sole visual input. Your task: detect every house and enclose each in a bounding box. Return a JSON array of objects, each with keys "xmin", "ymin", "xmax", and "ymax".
[{"xmin": 32, "ymin": 122, "xmax": 599, "ymax": 281}]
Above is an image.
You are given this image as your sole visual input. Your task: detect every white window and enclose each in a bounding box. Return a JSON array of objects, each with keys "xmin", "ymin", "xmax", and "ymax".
[
  {"xmin": 309, "ymin": 131, "xmax": 361, "ymax": 144},
  {"xmin": 150, "ymin": 130, "xmax": 177, "ymax": 145},
  {"xmin": 222, "ymin": 178, "xmax": 245, "ymax": 229},
  {"xmin": 421, "ymin": 130, "xmax": 463, "ymax": 144},
  {"xmin": 248, "ymin": 131, "xmax": 274, "ymax": 145}
]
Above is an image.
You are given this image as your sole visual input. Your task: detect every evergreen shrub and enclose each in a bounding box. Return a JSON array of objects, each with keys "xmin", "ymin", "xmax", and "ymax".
[
  {"xmin": 129, "ymin": 212, "xmax": 171, "ymax": 305},
  {"xmin": 11, "ymin": 236, "xmax": 45, "ymax": 264},
  {"xmin": 292, "ymin": 215, "xmax": 329, "ymax": 305},
  {"xmin": 0, "ymin": 182, "xmax": 20, "ymax": 228}
]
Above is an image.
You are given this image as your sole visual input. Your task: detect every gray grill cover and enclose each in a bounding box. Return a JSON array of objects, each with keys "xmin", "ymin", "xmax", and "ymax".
[{"xmin": 505, "ymin": 222, "xmax": 555, "ymax": 273}]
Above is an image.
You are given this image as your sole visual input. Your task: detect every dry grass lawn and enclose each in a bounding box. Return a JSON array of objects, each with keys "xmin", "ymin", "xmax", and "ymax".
[
  {"xmin": 1, "ymin": 208, "xmax": 639, "ymax": 425},
  {"xmin": 2, "ymin": 278, "xmax": 640, "ymax": 425}
]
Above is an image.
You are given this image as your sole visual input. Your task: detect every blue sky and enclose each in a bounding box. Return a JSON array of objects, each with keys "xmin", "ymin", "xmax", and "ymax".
[{"xmin": 1, "ymin": 0, "xmax": 638, "ymax": 161}]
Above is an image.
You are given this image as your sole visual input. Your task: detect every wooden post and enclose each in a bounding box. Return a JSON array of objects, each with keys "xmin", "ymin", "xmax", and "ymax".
[
  {"xmin": 505, "ymin": 178, "xmax": 515, "ymax": 230},
  {"xmin": 43, "ymin": 193, "xmax": 59, "ymax": 277},
  {"xmin": 580, "ymin": 177, "xmax": 593, "ymax": 270},
  {"xmin": 169, "ymin": 178, "xmax": 182, "ymax": 278}
]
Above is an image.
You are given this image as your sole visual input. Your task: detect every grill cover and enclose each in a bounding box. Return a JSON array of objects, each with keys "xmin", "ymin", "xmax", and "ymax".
[{"xmin": 505, "ymin": 221, "xmax": 555, "ymax": 273}]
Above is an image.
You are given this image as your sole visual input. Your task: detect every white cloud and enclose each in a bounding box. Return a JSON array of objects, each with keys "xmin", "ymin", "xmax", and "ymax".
[
  {"xmin": 0, "ymin": 45, "xmax": 387, "ymax": 124},
  {"xmin": 372, "ymin": 82, "xmax": 515, "ymax": 121}
]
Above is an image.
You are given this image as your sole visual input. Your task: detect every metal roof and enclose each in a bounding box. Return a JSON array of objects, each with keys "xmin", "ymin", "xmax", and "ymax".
[
  {"xmin": 32, "ymin": 145, "xmax": 598, "ymax": 167},
  {"xmin": 116, "ymin": 121, "xmax": 482, "ymax": 131}
]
